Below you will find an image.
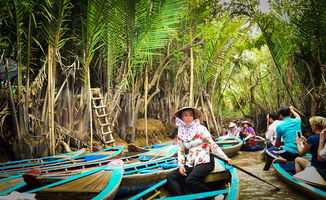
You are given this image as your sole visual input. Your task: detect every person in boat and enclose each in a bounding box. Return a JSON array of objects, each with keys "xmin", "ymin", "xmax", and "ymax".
[
  {"xmin": 318, "ymin": 121, "xmax": 326, "ymax": 161},
  {"xmin": 295, "ymin": 116, "xmax": 326, "ymax": 180},
  {"xmin": 265, "ymin": 112, "xmax": 283, "ymax": 148},
  {"xmin": 167, "ymin": 107, "xmax": 232, "ymax": 196},
  {"xmin": 264, "ymin": 106, "xmax": 301, "ymax": 163},
  {"xmin": 239, "ymin": 121, "xmax": 256, "ymax": 142},
  {"xmin": 224, "ymin": 122, "xmax": 240, "ymax": 138}
]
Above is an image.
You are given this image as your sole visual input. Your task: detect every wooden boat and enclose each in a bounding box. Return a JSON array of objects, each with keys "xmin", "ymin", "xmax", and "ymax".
[
  {"xmin": 273, "ymin": 162, "xmax": 326, "ymax": 200},
  {"xmin": 0, "ymin": 145, "xmax": 124, "ymax": 176},
  {"xmin": 127, "ymin": 158, "xmax": 239, "ymax": 200},
  {"xmin": 240, "ymin": 136, "xmax": 265, "ymax": 151},
  {"xmin": 21, "ymin": 165, "xmax": 123, "ymax": 200},
  {"xmin": 215, "ymin": 136, "xmax": 243, "ymax": 157},
  {"xmin": 20, "ymin": 145, "xmax": 178, "ymax": 184},
  {"xmin": 35, "ymin": 157, "xmax": 179, "ymax": 198},
  {"xmin": 0, "ymin": 148, "xmax": 85, "ymax": 169}
]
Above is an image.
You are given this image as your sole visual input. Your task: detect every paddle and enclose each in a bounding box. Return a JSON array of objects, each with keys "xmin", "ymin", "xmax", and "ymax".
[{"xmin": 211, "ymin": 154, "xmax": 281, "ymax": 191}]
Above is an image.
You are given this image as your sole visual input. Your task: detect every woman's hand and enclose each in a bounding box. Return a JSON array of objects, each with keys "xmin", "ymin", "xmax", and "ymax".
[
  {"xmin": 179, "ymin": 165, "xmax": 187, "ymax": 176},
  {"xmin": 299, "ymin": 136, "xmax": 306, "ymax": 143},
  {"xmin": 227, "ymin": 159, "xmax": 233, "ymax": 165},
  {"xmin": 296, "ymin": 136, "xmax": 306, "ymax": 145}
]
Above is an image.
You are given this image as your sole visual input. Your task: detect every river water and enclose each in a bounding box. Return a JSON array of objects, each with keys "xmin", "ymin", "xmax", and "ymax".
[{"xmin": 232, "ymin": 151, "xmax": 309, "ymax": 200}]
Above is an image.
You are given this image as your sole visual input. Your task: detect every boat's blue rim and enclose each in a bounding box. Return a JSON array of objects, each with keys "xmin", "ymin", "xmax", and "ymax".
[{"xmin": 273, "ymin": 162, "xmax": 326, "ymax": 196}]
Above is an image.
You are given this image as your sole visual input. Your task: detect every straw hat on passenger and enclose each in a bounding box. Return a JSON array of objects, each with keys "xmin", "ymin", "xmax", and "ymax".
[
  {"xmin": 172, "ymin": 107, "xmax": 203, "ymax": 124},
  {"xmin": 241, "ymin": 121, "xmax": 252, "ymax": 126},
  {"xmin": 228, "ymin": 122, "xmax": 237, "ymax": 128}
]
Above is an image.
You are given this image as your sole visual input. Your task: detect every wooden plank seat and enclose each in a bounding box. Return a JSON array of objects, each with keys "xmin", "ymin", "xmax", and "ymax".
[
  {"xmin": 40, "ymin": 170, "xmax": 112, "ymax": 193},
  {"xmin": 216, "ymin": 140, "xmax": 239, "ymax": 145}
]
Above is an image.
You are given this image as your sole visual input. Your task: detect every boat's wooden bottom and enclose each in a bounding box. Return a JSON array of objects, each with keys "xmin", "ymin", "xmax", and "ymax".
[
  {"xmin": 0, "ymin": 177, "xmax": 24, "ymax": 192},
  {"xmin": 35, "ymin": 170, "xmax": 113, "ymax": 200}
]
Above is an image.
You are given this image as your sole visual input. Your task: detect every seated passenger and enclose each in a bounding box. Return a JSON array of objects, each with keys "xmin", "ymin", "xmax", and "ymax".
[
  {"xmin": 265, "ymin": 112, "xmax": 283, "ymax": 148},
  {"xmin": 295, "ymin": 116, "xmax": 326, "ymax": 180},
  {"xmin": 225, "ymin": 122, "xmax": 240, "ymax": 138},
  {"xmin": 264, "ymin": 106, "xmax": 300, "ymax": 163},
  {"xmin": 239, "ymin": 121, "xmax": 256, "ymax": 142},
  {"xmin": 318, "ymin": 121, "xmax": 326, "ymax": 161}
]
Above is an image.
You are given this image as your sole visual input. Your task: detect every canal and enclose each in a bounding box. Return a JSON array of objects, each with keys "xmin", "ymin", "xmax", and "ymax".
[{"xmin": 232, "ymin": 151, "xmax": 309, "ymax": 200}]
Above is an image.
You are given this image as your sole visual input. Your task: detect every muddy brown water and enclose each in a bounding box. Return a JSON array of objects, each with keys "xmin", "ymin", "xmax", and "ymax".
[{"xmin": 232, "ymin": 151, "xmax": 309, "ymax": 200}]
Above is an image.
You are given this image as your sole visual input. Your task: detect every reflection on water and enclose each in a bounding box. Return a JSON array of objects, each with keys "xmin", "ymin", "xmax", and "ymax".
[{"xmin": 232, "ymin": 151, "xmax": 309, "ymax": 200}]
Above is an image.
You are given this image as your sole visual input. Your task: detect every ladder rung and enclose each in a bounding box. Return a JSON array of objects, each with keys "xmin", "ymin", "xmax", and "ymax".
[
  {"xmin": 94, "ymin": 105, "xmax": 106, "ymax": 109},
  {"xmin": 97, "ymin": 113, "xmax": 109, "ymax": 118},
  {"xmin": 102, "ymin": 131, "xmax": 112, "ymax": 135},
  {"xmin": 105, "ymin": 139, "xmax": 115, "ymax": 144},
  {"xmin": 100, "ymin": 123, "xmax": 110, "ymax": 127}
]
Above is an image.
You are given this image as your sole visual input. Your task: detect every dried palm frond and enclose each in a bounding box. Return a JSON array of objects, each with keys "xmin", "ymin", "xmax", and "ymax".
[
  {"xmin": 29, "ymin": 65, "xmax": 47, "ymax": 97},
  {"xmin": 0, "ymin": 103, "xmax": 10, "ymax": 140}
]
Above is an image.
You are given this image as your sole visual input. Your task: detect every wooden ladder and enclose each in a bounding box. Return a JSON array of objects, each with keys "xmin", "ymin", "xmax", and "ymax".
[{"xmin": 91, "ymin": 88, "xmax": 115, "ymax": 146}]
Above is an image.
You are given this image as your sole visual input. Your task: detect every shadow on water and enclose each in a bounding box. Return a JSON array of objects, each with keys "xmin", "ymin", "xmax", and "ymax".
[{"xmin": 232, "ymin": 151, "xmax": 310, "ymax": 200}]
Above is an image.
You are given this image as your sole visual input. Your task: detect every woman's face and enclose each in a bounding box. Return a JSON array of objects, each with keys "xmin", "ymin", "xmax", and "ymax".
[
  {"xmin": 310, "ymin": 123, "xmax": 316, "ymax": 133},
  {"xmin": 243, "ymin": 123, "xmax": 248, "ymax": 128},
  {"xmin": 181, "ymin": 109, "xmax": 194, "ymax": 125}
]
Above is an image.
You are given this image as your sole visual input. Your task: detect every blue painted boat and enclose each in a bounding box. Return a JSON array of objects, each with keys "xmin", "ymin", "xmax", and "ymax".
[
  {"xmin": 0, "ymin": 148, "xmax": 85, "ymax": 169},
  {"xmin": 215, "ymin": 136, "xmax": 243, "ymax": 157},
  {"xmin": 15, "ymin": 145, "xmax": 178, "ymax": 183},
  {"xmin": 19, "ymin": 165, "xmax": 123, "ymax": 200},
  {"xmin": 273, "ymin": 162, "xmax": 326, "ymax": 200},
  {"xmin": 127, "ymin": 140, "xmax": 177, "ymax": 153},
  {"xmin": 240, "ymin": 136, "xmax": 265, "ymax": 151},
  {"xmin": 0, "ymin": 145, "xmax": 124, "ymax": 176},
  {"xmin": 128, "ymin": 158, "xmax": 239, "ymax": 200}
]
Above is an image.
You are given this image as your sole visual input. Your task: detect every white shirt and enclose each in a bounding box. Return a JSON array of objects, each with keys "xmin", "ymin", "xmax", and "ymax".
[{"xmin": 266, "ymin": 120, "xmax": 283, "ymax": 145}]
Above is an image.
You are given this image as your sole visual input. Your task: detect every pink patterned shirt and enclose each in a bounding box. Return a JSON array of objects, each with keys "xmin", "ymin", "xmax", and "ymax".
[{"xmin": 176, "ymin": 118, "xmax": 228, "ymax": 167}]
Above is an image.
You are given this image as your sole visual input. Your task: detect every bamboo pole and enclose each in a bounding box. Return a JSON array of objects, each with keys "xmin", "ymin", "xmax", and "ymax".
[
  {"xmin": 87, "ymin": 69, "xmax": 93, "ymax": 151},
  {"xmin": 189, "ymin": 28, "xmax": 194, "ymax": 107},
  {"xmin": 145, "ymin": 65, "xmax": 149, "ymax": 145},
  {"xmin": 48, "ymin": 46, "xmax": 56, "ymax": 155},
  {"xmin": 203, "ymin": 90, "xmax": 220, "ymax": 136}
]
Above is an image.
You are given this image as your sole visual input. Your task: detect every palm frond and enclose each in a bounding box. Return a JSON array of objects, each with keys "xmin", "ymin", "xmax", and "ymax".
[
  {"xmin": 81, "ymin": 0, "xmax": 108, "ymax": 66},
  {"xmin": 42, "ymin": 0, "xmax": 71, "ymax": 50},
  {"xmin": 132, "ymin": 0, "xmax": 185, "ymax": 68}
]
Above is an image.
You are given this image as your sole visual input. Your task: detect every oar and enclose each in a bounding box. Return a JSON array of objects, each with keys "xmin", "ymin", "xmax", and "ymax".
[{"xmin": 211, "ymin": 154, "xmax": 281, "ymax": 191}]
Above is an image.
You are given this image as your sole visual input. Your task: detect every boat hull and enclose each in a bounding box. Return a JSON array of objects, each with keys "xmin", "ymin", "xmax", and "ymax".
[{"xmin": 273, "ymin": 162, "xmax": 326, "ymax": 200}]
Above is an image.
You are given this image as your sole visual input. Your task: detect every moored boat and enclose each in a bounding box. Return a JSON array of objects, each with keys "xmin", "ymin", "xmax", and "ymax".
[
  {"xmin": 0, "ymin": 148, "xmax": 85, "ymax": 170},
  {"xmin": 18, "ymin": 145, "xmax": 178, "ymax": 187},
  {"xmin": 0, "ymin": 145, "xmax": 125, "ymax": 176},
  {"xmin": 240, "ymin": 136, "xmax": 265, "ymax": 151},
  {"xmin": 273, "ymin": 162, "xmax": 326, "ymax": 200},
  {"xmin": 215, "ymin": 136, "xmax": 243, "ymax": 157}
]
